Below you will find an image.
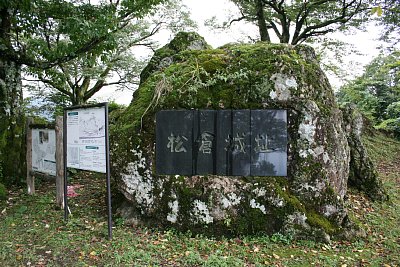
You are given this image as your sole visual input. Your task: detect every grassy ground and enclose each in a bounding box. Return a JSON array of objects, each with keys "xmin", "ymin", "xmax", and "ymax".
[{"xmin": 0, "ymin": 133, "xmax": 399, "ymax": 266}]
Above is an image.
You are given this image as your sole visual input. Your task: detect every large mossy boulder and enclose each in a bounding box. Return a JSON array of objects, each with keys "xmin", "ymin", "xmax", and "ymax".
[{"xmin": 111, "ymin": 32, "xmax": 356, "ymax": 240}]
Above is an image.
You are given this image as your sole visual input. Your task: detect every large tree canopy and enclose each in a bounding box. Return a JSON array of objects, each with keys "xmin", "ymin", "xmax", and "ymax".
[
  {"xmin": 227, "ymin": 0, "xmax": 367, "ymax": 44},
  {"xmin": 1, "ymin": 0, "xmax": 164, "ymax": 68},
  {"xmin": 25, "ymin": 0, "xmax": 194, "ymax": 106},
  {"xmin": 0, "ymin": 0, "xmax": 165, "ymax": 182}
]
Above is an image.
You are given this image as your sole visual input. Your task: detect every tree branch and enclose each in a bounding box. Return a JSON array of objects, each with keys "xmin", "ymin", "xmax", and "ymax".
[
  {"xmin": 36, "ymin": 76, "xmax": 73, "ymax": 98},
  {"xmin": 292, "ymin": 0, "xmax": 362, "ymax": 44},
  {"xmin": 59, "ymin": 64, "xmax": 75, "ymax": 90},
  {"xmin": 228, "ymin": 15, "xmax": 248, "ymax": 27}
]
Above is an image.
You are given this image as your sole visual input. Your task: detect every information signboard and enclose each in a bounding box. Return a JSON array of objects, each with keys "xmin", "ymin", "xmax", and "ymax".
[
  {"xmin": 31, "ymin": 128, "xmax": 56, "ymax": 176},
  {"xmin": 65, "ymin": 106, "xmax": 106, "ymax": 173},
  {"xmin": 63, "ymin": 103, "xmax": 112, "ymax": 240}
]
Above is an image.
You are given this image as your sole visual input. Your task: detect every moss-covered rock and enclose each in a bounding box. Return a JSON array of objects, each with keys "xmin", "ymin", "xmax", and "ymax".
[
  {"xmin": 342, "ymin": 104, "xmax": 388, "ymax": 201},
  {"xmin": 111, "ymin": 32, "xmax": 361, "ymax": 240},
  {"xmin": 140, "ymin": 32, "xmax": 211, "ymax": 85}
]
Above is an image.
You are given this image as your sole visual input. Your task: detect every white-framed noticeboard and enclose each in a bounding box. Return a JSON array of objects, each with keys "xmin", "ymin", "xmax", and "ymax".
[
  {"xmin": 31, "ymin": 128, "xmax": 56, "ymax": 176},
  {"xmin": 65, "ymin": 105, "xmax": 106, "ymax": 173}
]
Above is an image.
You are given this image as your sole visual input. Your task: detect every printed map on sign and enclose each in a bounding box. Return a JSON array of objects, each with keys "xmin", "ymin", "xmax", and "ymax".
[
  {"xmin": 66, "ymin": 106, "xmax": 106, "ymax": 173},
  {"xmin": 79, "ymin": 113, "xmax": 105, "ymax": 139},
  {"xmin": 31, "ymin": 129, "xmax": 56, "ymax": 176}
]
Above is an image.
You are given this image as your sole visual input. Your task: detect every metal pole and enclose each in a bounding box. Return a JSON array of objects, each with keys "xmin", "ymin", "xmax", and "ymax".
[
  {"xmin": 63, "ymin": 110, "xmax": 68, "ymax": 221},
  {"xmin": 26, "ymin": 118, "xmax": 35, "ymax": 195},
  {"xmin": 104, "ymin": 103, "xmax": 113, "ymax": 240}
]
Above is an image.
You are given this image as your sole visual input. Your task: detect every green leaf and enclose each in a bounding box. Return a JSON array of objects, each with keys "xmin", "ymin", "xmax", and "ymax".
[{"xmin": 371, "ymin": 6, "xmax": 383, "ymax": 17}]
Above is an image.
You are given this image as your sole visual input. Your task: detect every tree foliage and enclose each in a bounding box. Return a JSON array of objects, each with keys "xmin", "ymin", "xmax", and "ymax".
[
  {"xmin": 24, "ymin": 0, "xmax": 194, "ymax": 106},
  {"xmin": 227, "ymin": 0, "xmax": 367, "ymax": 44},
  {"xmin": 372, "ymin": 0, "xmax": 400, "ymax": 46},
  {"xmin": 338, "ymin": 51, "xmax": 400, "ymax": 137},
  {"xmin": 0, "ymin": 0, "xmax": 165, "ymax": 182},
  {"xmin": 1, "ymin": 0, "xmax": 165, "ymax": 68}
]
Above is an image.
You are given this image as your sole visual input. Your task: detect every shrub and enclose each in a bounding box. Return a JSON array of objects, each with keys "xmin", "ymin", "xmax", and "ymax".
[
  {"xmin": 376, "ymin": 118, "xmax": 400, "ymax": 139},
  {"xmin": 0, "ymin": 182, "xmax": 7, "ymax": 200}
]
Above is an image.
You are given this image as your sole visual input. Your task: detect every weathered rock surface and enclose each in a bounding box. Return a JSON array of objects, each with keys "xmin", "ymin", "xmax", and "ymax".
[
  {"xmin": 342, "ymin": 104, "xmax": 388, "ymax": 201},
  {"xmin": 111, "ymin": 32, "xmax": 364, "ymax": 240}
]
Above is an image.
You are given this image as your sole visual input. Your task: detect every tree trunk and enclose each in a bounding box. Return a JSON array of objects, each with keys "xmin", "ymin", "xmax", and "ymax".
[
  {"xmin": 255, "ymin": 0, "xmax": 270, "ymax": 42},
  {"xmin": 0, "ymin": 59, "xmax": 25, "ymax": 183}
]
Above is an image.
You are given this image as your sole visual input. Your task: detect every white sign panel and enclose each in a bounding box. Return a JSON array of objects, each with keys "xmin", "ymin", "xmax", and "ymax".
[
  {"xmin": 66, "ymin": 106, "xmax": 106, "ymax": 173},
  {"xmin": 32, "ymin": 129, "xmax": 56, "ymax": 176}
]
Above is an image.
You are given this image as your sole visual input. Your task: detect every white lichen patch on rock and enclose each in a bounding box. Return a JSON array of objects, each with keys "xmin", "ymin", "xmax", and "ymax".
[
  {"xmin": 323, "ymin": 152, "xmax": 330, "ymax": 164},
  {"xmin": 192, "ymin": 200, "xmax": 214, "ymax": 224},
  {"xmin": 298, "ymin": 101, "xmax": 320, "ymax": 158},
  {"xmin": 208, "ymin": 177, "xmax": 240, "ymax": 193},
  {"xmin": 120, "ymin": 148, "xmax": 155, "ymax": 212},
  {"xmin": 253, "ymin": 187, "xmax": 267, "ymax": 197},
  {"xmin": 221, "ymin": 192, "xmax": 242, "ymax": 208},
  {"xmin": 321, "ymin": 205, "xmax": 338, "ymax": 217},
  {"xmin": 285, "ymin": 212, "xmax": 308, "ymax": 228},
  {"xmin": 268, "ymin": 196, "xmax": 285, "ymax": 207},
  {"xmin": 187, "ymin": 40, "xmax": 208, "ymax": 50},
  {"xmin": 250, "ymin": 199, "xmax": 267, "ymax": 214},
  {"xmin": 158, "ymin": 57, "xmax": 173, "ymax": 69},
  {"xmin": 269, "ymin": 73, "xmax": 297, "ymax": 101},
  {"xmin": 299, "ymin": 180, "xmax": 326, "ymax": 198},
  {"xmin": 167, "ymin": 192, "xmax": 179, "ymax": 223},
  {"xmin": 298, "ymin": 107, "xmax": 318, "ymax": 143}
]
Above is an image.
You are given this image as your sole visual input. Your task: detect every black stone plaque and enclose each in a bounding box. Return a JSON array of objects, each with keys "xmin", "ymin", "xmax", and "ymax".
[
  {"xmin": 156, "ymin": 110, "xmax": 193, "ymax": 175},
  {"xmin": 231, "ymin": 110, "xmax": 251, "ymax": 176},
  {"xmin": 155, "ymin": 109, "xmax": 287, "ymax": 177},
  {"xmin": 250, "ymin": 110, "xmax": 287, "ymax": 176},
  {"xmin": 216, "ymin": 110, "xmax": 232, "ymax": 175},
  {"xmin": 193, "ymin": 110, "xmax": 216, "ymax": 175}
]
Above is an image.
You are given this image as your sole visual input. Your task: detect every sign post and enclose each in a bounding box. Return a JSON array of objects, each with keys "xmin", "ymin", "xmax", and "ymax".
[{"xmin": 63, "ymin": 103, "xmax": 112, "ymax": 240}]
